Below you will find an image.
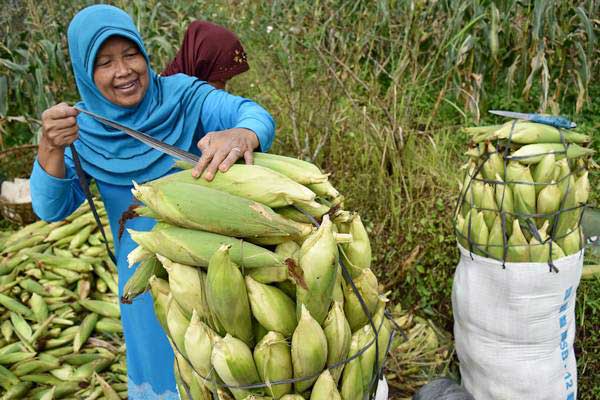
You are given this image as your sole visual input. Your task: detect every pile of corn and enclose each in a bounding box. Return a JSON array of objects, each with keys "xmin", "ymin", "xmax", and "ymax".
[
  {"xmin": 124, "ymin": 153, "xmax": 398, "ymax": 400},
  {"xmin": 456, "ymin": 121, "xmax": 594, "ymax": 262},
  {"xmin": 0, "ymin": 202, "xmax": 127, "ymax": 399}
]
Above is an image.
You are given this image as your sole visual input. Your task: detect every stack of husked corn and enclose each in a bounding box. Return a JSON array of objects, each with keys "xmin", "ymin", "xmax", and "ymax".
[
  {"xmin": 124, "ymin": 153, "xmax": 398, "ymax": 400},
  {"xmin": 0, "ymin": 202, "xmax": 127, "ymax": 399},
  {"xmin": 456, "ymin": 121, "xmax": 594, "ymax": 262}
]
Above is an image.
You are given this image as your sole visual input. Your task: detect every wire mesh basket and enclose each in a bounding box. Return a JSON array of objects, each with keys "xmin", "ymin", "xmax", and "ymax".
[{"xmin": 0, "ymin": 144, "xmax": 39, "ymax": 225}]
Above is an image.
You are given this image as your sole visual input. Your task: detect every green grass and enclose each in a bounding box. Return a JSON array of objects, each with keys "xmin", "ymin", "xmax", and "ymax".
[{"xmin": 1, "ymin": 0, "xmax": 599, "ymax": 397}]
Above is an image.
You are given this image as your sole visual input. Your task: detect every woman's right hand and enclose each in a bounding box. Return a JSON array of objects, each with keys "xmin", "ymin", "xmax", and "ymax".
[
  {"xmin": 38, "ymin": 103, "xmax": 80, "ymax": 178},
  {"xmin": 40, "ymin": 102, "xmax": 80, "ymax": 150}
]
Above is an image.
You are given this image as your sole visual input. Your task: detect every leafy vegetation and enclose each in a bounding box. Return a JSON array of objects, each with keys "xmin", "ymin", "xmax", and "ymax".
[{"xmin": 1, "ymin": 0, "xmax": 598, "ymax": 397}]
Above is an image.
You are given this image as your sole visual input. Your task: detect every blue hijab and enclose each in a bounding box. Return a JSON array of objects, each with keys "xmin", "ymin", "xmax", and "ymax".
[{"xmin": 67, "ymin": 5, "xmax": 213, "ymax": 185}]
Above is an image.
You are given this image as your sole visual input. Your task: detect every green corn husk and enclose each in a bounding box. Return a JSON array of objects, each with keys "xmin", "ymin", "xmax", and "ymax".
[
  {"xmin": 532, "ymin": 154, "xmax": 556, "ymax": 195},
  {"xmin": 506, "ymin": 162, "xmax": 535, "ymax": 217},
  {"xmin": 481, "ymin": 142, "xmax": 504, "ymax": 181},
  {"xmin": 455, "ymin": 214, "xmax": 466, "ymax": 247},
  {"xmin": 469, "ymin": 180, "xmax": 484, "ymax": 210},
  {"xmin": 507, "ymin": 219, "xmax": 529, "ymax": 262},
  {"xmin": 275, "ymin": 206, "xmax": 314, "ymax": 224},
  {"xmin": 509, "ymin": 143, "xmax": 595, "ymax": 164},
  {"xmin": 332, "ymin": 269, "xmax": 344, "ymax": 307},
  {"xmin": 122, "ymin": 256, "xmax": 166, "ymax": 302},
  {"xmin": 536, "ymin": 181, "xmax": 561, "ymax": 228},
  {"xmin": 129, "ymin": 225, "xmax": 285, "ymax": 269},
  {"xmin": 481, "ymin": 184, "xmax": 498, "ymax": 230},
  {"xmin": 246, "ymin": 266, "xmax": 289, "ymax": 284},
  {"xmin": 529, "ymin": 221, "xmax": 551, "ymax": 262},
  {"xmin": 296, "ymin": 215, "xmax": 337, "ymax": 325},
  {"xmin": 323, "ymin": 301, "xmax": 351, "ymax": 383},
  {"xmin": 468, "ymin": 121, "xmax": 591, "ymax": 144},
  {"xmin": 310, "ymin": 370, "xmax": 342, "ymax": 400},
  {"xmin": 280, "ymin": 395, "xmax": 306, "ymax": 400},
  {"xmin": 211, "ymin": 334, "xmax": 261, "ymax": 400},
  {"xmin": 96, "ymin": 318, "xmax": 123, "ymax": 334},
  {"xmin": 166, "ymin": 295, "xmax": 191, "ymax": 357},
  {"xmin": 340, "ymin": 335, "xmax": 364, "ymax": 400},
  {"xmin": 338, "ymin": 213, "xmax": 371, "ymax": 278},
  {"xmin": 554, "ymin": 184, "xmax": 579, "ymax": 239},
  {"xmin": 355, "ymin": 325, "xmax": 377, "ymax": 393},
  {"xmin": 0, "ymin": 293, "xmax": 32, "ymax": 317},
  {"xmin": 174, "ymin": 351, "xmax": 213, "ymax": 400},
  {"xmin": 487, "ymin": 215, "xmax": 506, "ymax": 261},
  {"xmin": 574, "ymin": 171, "xmax": 590, "ymax": 205},
  {"xmin": 160, "ymin": 163, "xmax": 316, "ymax": 208},
  {"xmin": 149, "ymin": 276, "xmax": 171, "ymax": 331},
  {"xmin": 275, "ymin": 241, "xmax": 300, "ymax": 262},
  {"xmin": 252, "ymin": 153, "xmax": 329, "ymax": 185},
  {"xmin": 551, "ymin": 242, "xmax": 566, "ymax": 260},
  {"xmin": 184, "ymin": 311, "xmax": 218, "ymax": 387},
  {"xmin": 2, "ymin": 381, "xmax": 33, "ymax": 399},
  {"xmin": 206, "ymin": 245, "xmax": 254, "ymax": 346},
  {"xmin": 157, "ymin": 254, "xmax": 217, "ymax": 329},
  {"xmin": 68, "ymin": 225, "xmax": 93, "ymax": 250},
  {"xmin": 558, "ymin": 226, "xmax": 583, "ymax": 256},
  {"xmin": 78, "ymin": 299, "xmax": 120, "ymax": 319},
  {"xmin": 73, "ymin": 313, "xmax": 98, "ymax": 352},
  {"xmin": 127, "ymin": 245, "xmax": 153, "ymax": 268},
  {"xmin": 253, "ymin": 331, "xmax": 293, "ymax": 399},
  {"xmin": 291, "ymin": 305, "xmax": 328, "ymax": 394},
  {"xmin": 245, "ymin": 276, "xmax": 297, "ymax": 338},
  {"xmin": 461, "ymin": 211, "xmax": 488, "ymax": 256},
  {"xmin": 343, "ymin": 268, "xmax": 380, "ymax": 332},
  {"xmin": 373, "ymin": 301, "xmax": 396, "ymax": 368},
  {"xmin": 307, "ymin": 181, "xmax": 341, "ymax": 202},
  {"xmin": 556, "ymin": 159, "xmax": 573, "ymax": 198},
  {"xmin": 132, "ymin": 181, "xmax": 312, "ymax": 239}
]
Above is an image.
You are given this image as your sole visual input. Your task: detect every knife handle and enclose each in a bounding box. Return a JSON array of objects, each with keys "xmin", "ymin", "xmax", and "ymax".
[{"xmin": 529, "ymin": 115, "xmax": 575, "ymax": 129}]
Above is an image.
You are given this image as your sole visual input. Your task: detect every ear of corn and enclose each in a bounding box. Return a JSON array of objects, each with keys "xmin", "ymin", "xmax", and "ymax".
[
  {"xmin": 253, "ymin": 331, "xmax": 293, "ymax": 399},
  {"xmin": 551, "ymin": 241, "xmax": 566, "ymax": 260},
  {"xmin": 481, "ymin": 184, "xmax": 498, "ymax": 230},
  {"xmin": 461, "ymin": 211, "xmax": 488, "ymax": 256},
  {"xmin": 339, "ymin": 214, "xmax": 372, "ymax": 278},
  {"xmin": 469, "ymin": 122, "xmax": 591, "ymax": 144},
  {"xmin": 132, "ymin": 181, "xmax": 313, "ymax": 239},
  {"xmin": 510, "ymin": 143, "xmax": 595, "ymax": 164},
  {"xmin": 296, "ymin": 216, "xmax": 337, "ymax": 325},
  {"xmin": 554, "ymin": 184, "xmax": 579, "ymax": 239},
  {"xmin": 129, "ymin": 225, "xmax": 286, "ymax": 270},
  {"xmin": 532, "ymin": 154, "xmax": 556, "ymax": 195},
  {"xmin": 340, "ymin": 335, "xmax": 364, "ymax": 400},
  {"xmin": 275, "ymin": 241, "xmax": 300, "ymax": 263},
  {"xmin": 245, "ymin": 276, "xmax": 297, "ymax": 337},
  {"xmin": 529, "ymin": 221, "xmax": 550, "ymax": 262},
  {"xmin": 156, "ymin": 255, "xmax": 211, "ymax": 322},
  {"xmin": 206, "ymin": 245, "xmax": 254, "ymax": 346},
  {"xmin": 331, "ymin": 270, "xmax": 344, "ymax": 307},
  {"xmin": 122, "ymin": 256, "xmax": 166, "ymax": 303},
  {"xmin": 574, "ymin": 171, "xmax": 590, "ymax": 205},
  {"xmin": 211, "ymin": 334, "xmax": 261, "ymax": 400},
  {"xmin": 487, "ymin": 215, "xmax": 505, "ymax": 260},
  {"xmin": 494, "ymin": 174, "xmax": 514, "ymax": 229},
  {"xmin": 482, "ymin": 142, "xmax": 505, "ymax": 181},
  {"xmin": 252, "ymin": 153, "xmax": 329, "ymax": 184},
  {"xmin": 166, "ymin": 295, "xmax": 190, "ymax": 357},
  {"xmin": 322, "ymin": 301, "xmax": 351, "ymax": 384},
  {"xmin": 246, "ymin": 266, "xmax": 289, "ymax": 284},
  {"xmin": 307, "ymin": 181, "xmax": 343, "ymax": 205},
  {"xmin": 279, "ymin": 395, "xmax": 306, "ymax": 400},
  {"xmin": 291, "ymin": 305, "xmax": 328, "ymax": 394},
  {"xmin": 310, "ymin": 370, "xmax": 342, "ymax": 400},
  {"xmin": 184, "ymin": 310, "xmax": 218, "ymax": 387},
  {"xmin": 507, "ymin": 163, "xmax": 535, "ymax": 217},
  {"xmin": 149, "ymin": 276, "xmax": 171, "ymax": 331},
  {"xmin": 157, "ymin": 164, "xmax": 316, "ymax": 208},
  {"xmin": 507, "ymin": 220, "xmax": 529, "ymax": 262},
  {"xmin": 356, "ymin": 325, "xmax": 377, "ymax": 394},
  {"xmin": 343, "ymin": 268, "xmax": 379, "ymax": 332},
  {"xmin": 536, "ymin": 182, "xmax": 561, "ymax": 228},
  {"xmin": 558, "ymin": 226, "xmax": 583, "ymax": 256}
]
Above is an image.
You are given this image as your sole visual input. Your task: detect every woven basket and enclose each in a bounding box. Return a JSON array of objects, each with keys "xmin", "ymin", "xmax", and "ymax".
[{"xmin": 0, "ymin": 144, "xmax": 39, "ymax": 225}]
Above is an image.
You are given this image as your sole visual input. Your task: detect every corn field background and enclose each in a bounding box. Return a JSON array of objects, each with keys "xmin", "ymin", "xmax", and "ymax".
[{"xmin": 1, "ymin": 0, "xmax": 599, "ymax": 398}]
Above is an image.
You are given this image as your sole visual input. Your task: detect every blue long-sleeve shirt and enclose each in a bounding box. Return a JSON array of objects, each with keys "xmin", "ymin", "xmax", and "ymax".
[{"xmin": 29, "ymin": 88, "xmax": 275, "ymax": 399}]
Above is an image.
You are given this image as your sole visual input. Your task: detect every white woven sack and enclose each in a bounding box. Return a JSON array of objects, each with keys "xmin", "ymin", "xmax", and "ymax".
[{"xmin": 452, "ymin": 244, "xmax": 583, "ymax": 400}]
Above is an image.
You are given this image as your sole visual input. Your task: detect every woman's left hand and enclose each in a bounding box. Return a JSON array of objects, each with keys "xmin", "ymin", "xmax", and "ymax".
[{"xmin": 193, "ymin": 128, "xmax": 259, "ymax": 180}]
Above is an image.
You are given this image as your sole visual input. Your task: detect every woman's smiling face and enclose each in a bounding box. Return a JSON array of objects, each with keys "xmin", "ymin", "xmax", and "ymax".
[{"xmin": 93, "ymin": 36, "xmax": 149, "ymax": 107}]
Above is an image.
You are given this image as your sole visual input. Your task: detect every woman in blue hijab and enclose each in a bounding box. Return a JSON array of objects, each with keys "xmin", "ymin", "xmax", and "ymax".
[{"xmin": 30, "ymin": 5, "xmax": 275, "ymax": 399}]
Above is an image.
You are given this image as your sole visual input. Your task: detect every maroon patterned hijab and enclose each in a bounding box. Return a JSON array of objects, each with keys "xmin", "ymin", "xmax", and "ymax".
[{"xmin": 162, "ymin": 21, "xmax": 249, "ymax": 81}]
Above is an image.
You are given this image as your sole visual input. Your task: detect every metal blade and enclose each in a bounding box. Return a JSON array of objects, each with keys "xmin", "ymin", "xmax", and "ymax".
[
  {"xmin": 74, "ymin": 107, "xmax": 200, "ymax": 165},
  {"xmin": 488, "ymin": 110, "xmax": 533, "ymax": 120}
]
